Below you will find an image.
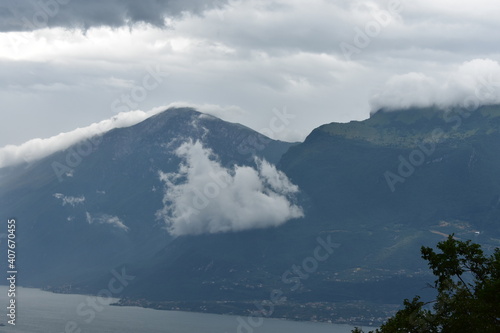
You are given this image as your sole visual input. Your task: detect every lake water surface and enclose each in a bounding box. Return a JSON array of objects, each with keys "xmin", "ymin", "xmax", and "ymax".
[{"xmin": 0, "ymin": 286, "xmax": 375, "ymax": 333}]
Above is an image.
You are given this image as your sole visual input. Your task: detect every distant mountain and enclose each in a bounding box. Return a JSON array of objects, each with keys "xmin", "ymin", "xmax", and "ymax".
[
  {"xmin": 2, "ymin": 105, "xmax": 500, "ymax": 325},
  {"xmin": 0, "ymin": 108, "xmax": 294, "ymax": 287},
  {"xmin": 278, "ymin": 105, "xmax": 500, "ymax": 286},
  {"xmin": 281, "ymin": 104, "xmax": 500, "ymax": 235},
  {"xmin": 125, "ymin": 106, "xmax": 500, "ymax": 307}
]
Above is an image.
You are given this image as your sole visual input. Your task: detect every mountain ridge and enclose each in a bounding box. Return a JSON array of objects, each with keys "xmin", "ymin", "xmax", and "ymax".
[
  {"xmin": 2, "ymin": 105, "xmax": 500, "ymax": 325},
  {"xmin": 0, "ymin": 107, "xmax": 296, "ymax": 287},
  {"xmin": 312, "ymin": 104, "xmax": 500, "ymax": 147}
]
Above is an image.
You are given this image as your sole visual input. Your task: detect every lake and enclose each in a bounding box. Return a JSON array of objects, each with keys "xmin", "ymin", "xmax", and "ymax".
[{"xmin": 0, "ymin": 286, "xmax": 375, "ymax": 332}]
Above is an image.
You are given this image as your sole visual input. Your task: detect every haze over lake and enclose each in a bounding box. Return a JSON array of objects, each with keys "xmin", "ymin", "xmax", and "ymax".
[{"xmin": 0, "ymin": 286, "xmax": 374, "ymax": 333}]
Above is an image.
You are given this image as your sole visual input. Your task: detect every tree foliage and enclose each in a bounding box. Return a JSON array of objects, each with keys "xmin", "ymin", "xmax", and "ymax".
[{"xmin": 353, "ymin": 235, "xmax": 500, "ymax": 333}]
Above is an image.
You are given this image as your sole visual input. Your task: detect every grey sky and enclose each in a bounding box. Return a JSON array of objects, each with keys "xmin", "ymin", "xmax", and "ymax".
[
  {"xmin": 0, "ymin": 0, "xmax": 226, "ymax": 31},
  {"xmin": 1, "ymin": 0, "xmax": 500, "ymax": 154}
]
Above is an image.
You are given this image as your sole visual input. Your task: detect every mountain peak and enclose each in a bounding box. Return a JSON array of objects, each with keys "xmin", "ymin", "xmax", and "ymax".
[{"xmin": 150, "ymin": 106, "xmax": 202, "ymax": 119}]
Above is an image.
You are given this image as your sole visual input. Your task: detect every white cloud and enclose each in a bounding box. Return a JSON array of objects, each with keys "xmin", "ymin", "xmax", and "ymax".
[
  {"xmin": 0, "ymin": 102, "xmax": 303, "ymax": 171},
  {"xmin": 86, "ymin": 212, "xmax": 129, "ymax": 232},
  {"xmin": 2, "ymin": 1, "xmax": 500, "ymax": 149},
  {"xmin": 53, "ymin": 193, "xmax": 86, "ymax": 207},
  {"xmin": 370, "ymin": 59, "xmax": 500, "ymax": 111},
  {"xmin": 0, "ymin": 106, "xmax": 167, "ymax": 168},
  {"xmin": 156, "ymin": 140, "xmax": 303, "ymax": 236}
]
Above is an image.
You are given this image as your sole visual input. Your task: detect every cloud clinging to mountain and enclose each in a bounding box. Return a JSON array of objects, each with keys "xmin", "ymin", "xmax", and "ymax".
[
  {"xmin": 370, "ymin": 59, "xmax": 500, "ymax": 111},
  {"xmin": 0, "ymin": 106, "xmax": 167, "ymax": 168},
  {"xmin": 156, "ymin": 140, "xmax": 303, "ymax": 236}
]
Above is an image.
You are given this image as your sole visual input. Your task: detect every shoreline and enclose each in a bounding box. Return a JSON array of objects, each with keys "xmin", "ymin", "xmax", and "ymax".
[
  {"xmin": 0, "ymin": 284, "xmax": 386, "ymax": 327},
  {"xmin": 112, "ymin": 297, "xmax": 389, "ymax": 327}
]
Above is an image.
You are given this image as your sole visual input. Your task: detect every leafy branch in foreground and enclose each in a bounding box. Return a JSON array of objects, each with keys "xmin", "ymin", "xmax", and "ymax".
[{"xmin": 353, "ymin": 235, "xmax": 500, "ymax": 333}]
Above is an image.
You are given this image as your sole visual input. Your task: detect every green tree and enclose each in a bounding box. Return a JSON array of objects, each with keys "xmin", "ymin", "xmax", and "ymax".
[{"xmin": 353, "ymin": 235, "xmax": 500, "ymax": 333}]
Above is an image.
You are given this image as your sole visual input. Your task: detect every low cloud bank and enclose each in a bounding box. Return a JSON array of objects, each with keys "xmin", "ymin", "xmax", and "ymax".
[
  {"xmin": 0, "ymin": 103, "xmax": 284, "ymax": 170},
  {"xmin": 156, "ymin": 140, "xmax": 303, "ymax": 236},
  {"xmin": 0, "ymin": 106, "xmax": 167, "ymax": 168},
  {"xmin": 370, "ymin": 59, "xmax": 500, "ymax": 112}
]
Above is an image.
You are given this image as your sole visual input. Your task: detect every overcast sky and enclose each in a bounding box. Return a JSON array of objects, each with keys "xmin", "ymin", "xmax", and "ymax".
[{"xmin": 1, "ymin": 0, "xmax": 500, "ymax": 150}]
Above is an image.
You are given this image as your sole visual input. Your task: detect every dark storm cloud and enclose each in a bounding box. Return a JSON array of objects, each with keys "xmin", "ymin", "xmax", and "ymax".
[
  {"xmin": 2, "ymin": 0, "xmax": 500, "ymax": 152},
  {"xmin": 0, "ymin": 0, "xmax": 227, "ymax": 32}
]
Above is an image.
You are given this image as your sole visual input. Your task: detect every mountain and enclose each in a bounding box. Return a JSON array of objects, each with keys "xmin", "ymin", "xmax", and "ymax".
[
  {"xmin": 1, "ymin": 105, "xmax": 500, "ymax": 325},
  {"xmin": 0, "ymin": 108, "xmax": 294, "ymax": 288},
  {"xmin": 281, "ymin": 104, "xmax": 500, "ymax": 236},
  {"xmin": 120, "ymin": 106, "xmax": 500, "ymax": 319}
]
